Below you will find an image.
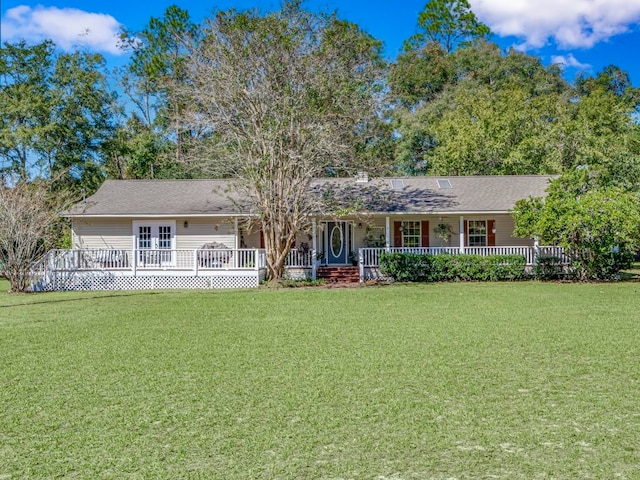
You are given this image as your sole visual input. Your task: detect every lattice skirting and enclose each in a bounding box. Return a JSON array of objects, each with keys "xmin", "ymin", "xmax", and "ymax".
[{"xmin": 42, "ymin": 273, "xmax": 260, "ymax": 291}]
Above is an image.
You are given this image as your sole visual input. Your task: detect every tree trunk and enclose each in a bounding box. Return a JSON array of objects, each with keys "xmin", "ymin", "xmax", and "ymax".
[{"xmin": 262, "ymin": 222, "xmax": 296, "ymax": 281}]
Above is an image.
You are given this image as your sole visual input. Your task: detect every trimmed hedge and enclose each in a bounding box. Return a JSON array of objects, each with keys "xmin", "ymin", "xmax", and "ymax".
[{"xmin": 379, "ymin": 253, "xmax": 527, "ymax": 282}]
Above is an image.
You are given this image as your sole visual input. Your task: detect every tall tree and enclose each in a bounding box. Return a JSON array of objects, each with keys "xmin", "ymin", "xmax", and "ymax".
[
  {"xmin": 119, "ymin": 5, "xmax": 198, "ymax": 164},
  {"xmin": 177, "ymin": 1, "xmax": 386, "ymax": 279},
  {"xmin": 0, "ymin": 41, "xmax": 53, "ymax": 182},
  {"xmin": 0, "ymin": 41, "xmax": 116, "ymax": 192},
  {"xmin": 391, "ymin": 40, "xmax": 640, "ymax": 179},
  {"xmin": 388, "ymin": 40, "xmax": 453, "ymax": 108},
  {"xmin": 45, "ymin": 50, "xmax": 116, "ymax": 192},
  {"xmin": 406, "ymin": 0, "xmax": 491, "ymax": 54},
  {"xmin": 103, "ymin": 113, "xmax": 183, "ymax": 180},
  {"xmin": 393, "ymin": 42, "xmax": 572, "ymax": 175}
]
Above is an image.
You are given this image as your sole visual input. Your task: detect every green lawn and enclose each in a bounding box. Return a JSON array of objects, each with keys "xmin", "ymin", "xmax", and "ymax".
[{"xmin": 1, "ymin": 280, "xmax": 640, "ymax": 479}]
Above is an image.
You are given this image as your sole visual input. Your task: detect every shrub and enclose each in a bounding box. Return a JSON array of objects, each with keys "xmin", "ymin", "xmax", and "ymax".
[
  {"xmin": 377, "ymin": 253, "xmax": 430, "ymax": 282},
  {"xmin": 379, "ymin": 253, "xmax": 526, "ymax": 282},
  {"xmin": 533, "ymin": 255, "xmax": 565, "ymax": 280},
  {"xmin": 512, "ymin": 173, "xmax": 640, "ymax": 281}
]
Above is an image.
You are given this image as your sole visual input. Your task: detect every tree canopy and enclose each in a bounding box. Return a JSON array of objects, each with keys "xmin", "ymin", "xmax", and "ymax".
[
  {"xmin": 170, "ymin": 1, "xmax": 386, "ymax": 279},
  {"xmin": 0, "ymin": 40, "xmax": 116, "ymax": 193},
  {"xmin": 389, "ymin": 40, "xmax": 640, "ymax": 178},
  {"xmin": 405, "ymin": 0, "xmax": 491, "ymax": 54},
  {"xmin": 512, "ymin": 170, "xmax": 640, "ymax": 280}
]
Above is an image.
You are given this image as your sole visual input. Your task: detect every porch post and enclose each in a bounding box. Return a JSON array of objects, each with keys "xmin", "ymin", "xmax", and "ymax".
[
  {"xmin": 459, "ymin": 216, "xmax": 465, "ymax": 254},
  {"xmin": 385, "ymin": 216, "xmax": 391, "ymax": 252},
  {"xmin": 133, "ymin": 249, "xmax": 137, "ymax": 277},
  {"xmin": 533, "ymin": 236, "xmax": 540, "ymax": 266},
  {"xmin": 311, "ymin": 218, "xmax": 317, "ymax": 280},
  {"xmin": 234, "ymin": 217, "xmax": 239, "ymax": 268}
]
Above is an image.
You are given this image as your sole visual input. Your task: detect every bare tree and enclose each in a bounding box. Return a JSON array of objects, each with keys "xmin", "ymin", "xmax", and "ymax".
[
  {"xmin": 176, "ymin": 1, "xmax": 386, "ymax": 280},
  {"xmin": 0, "ymin": 179, "xmax": 69, "ymax": 292}
]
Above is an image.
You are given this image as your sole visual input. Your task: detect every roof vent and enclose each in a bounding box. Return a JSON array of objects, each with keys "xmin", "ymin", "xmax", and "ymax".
[
  {"xmin": 390, "ymin": 179, "xmax": 405, "ymax": 191},
  {"xmin": 437, "ymin": 179, "xmax": 452, "ymax": 189},
  {"xmin": 355, "ymin": 171, "xmax": 369, "ymax": 183}
]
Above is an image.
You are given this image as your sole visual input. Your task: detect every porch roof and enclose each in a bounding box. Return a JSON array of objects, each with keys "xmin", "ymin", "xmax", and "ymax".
[{"xmin": 63, "ymin": 175, "xmax": 554, "ymax": 217}]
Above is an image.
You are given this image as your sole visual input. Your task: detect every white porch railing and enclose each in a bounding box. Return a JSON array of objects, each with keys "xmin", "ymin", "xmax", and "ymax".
[
  {"xmin": 39, "ymin": 248, "xmax": 267, "ymax": 273},
  {"xmin": 361, "ymin": 247, "xmax": 459, "ymax": 267},
  {"xmin": 360, "ymin": 246, "xmax": 567, "ymax": 267},
  {"xmin": 285, "ymin": 248, "xmax": 314, "ymax": 268},
  {"xmin": 538, "ymin": 246, "xmax": 571, "ymax": 264}
]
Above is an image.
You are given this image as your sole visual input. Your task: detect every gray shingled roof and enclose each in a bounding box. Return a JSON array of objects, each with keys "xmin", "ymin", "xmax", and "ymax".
[{"xmin": 63, "ymin": 175, "xmax": 554, "ymax": 217}]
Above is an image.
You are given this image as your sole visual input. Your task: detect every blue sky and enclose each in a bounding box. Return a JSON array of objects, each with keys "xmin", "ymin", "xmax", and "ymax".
[{"xmin": 2, "ymin": 0, "xmax": 640, "ymax": 84}]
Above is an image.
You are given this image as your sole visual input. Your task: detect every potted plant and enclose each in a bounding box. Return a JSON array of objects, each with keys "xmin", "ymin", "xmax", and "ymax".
[
  {"xmin": 433, "ymin": 223, "xmax": 453, "ymax": 245},
  {"xmin": 348, "ymin": 251, "xmax": 359, "ymax": 266}
]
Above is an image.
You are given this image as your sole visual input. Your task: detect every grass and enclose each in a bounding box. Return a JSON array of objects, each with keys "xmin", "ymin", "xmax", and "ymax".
[{"xmin": 1, "ymin": 280, "xmax": 640, "ymax": 479}]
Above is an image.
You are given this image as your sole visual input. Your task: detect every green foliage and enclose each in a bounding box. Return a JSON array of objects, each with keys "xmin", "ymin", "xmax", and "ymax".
[
  {"xmin": 0, "ymin": 41, "xmax": 116, "ymax": 193},
  {"xmin": 533, "ymin": 256, "xmax": 566, "ymax": 281},
  {"xmin": 513, "ymin": 173, "xmax": 640, "ymax": 280},
  {"xmin": 390, "ymin": 26, "xmax": 640, "ymax": 179},
  {"xmin": 379, "ymin": 252, "xmax": 526, "ymax": 282},
  {"xmin": 392, "ymin": 42, "xmax": 575, "ymax": 175},
  {"xmin": 118, "ymin": 5, "xmax": 198, "ymax": 165},
  {"xmin": 103, "ymin": 114, "xmax": 187, "ymax": 179},
  {"xmin": 388, "ymin": 41, "xmax": 453, "ymax": 107},
  {"xmin": 406, "ymin": 0, "xmax": 491, "ymax": 54}
]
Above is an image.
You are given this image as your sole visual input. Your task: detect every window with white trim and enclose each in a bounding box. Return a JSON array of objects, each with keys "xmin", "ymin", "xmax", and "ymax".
[
  {"xmin": 402, "ymin": 221, "xmax": 421, "ymax": 247},
  {"xmin": 468, "ymin": 220, "xmax": 487, "ymax": 246}
]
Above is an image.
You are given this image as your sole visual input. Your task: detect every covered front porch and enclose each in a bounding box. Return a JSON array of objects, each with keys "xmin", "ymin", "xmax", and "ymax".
[{"xmin": 30, "ymin": 243, "xmax": 568, "ymax": 290}]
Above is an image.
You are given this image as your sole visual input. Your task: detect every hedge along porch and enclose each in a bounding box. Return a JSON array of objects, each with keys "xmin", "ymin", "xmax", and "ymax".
[{"xmin": 32, "ymin": 175, "xmax": 559, "ymax": 290}]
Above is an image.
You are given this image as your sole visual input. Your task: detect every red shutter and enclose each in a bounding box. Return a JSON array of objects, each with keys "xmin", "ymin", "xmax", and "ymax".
[
  {"xmin": 487, "ymin": 220, "xmax": 496, "ymax": 246},
  {"xmin": 393, "ymin": 221, "xmax": 402, "ymax": 247},
  {"xmin": 260, "ymin": 229, "xmax": 265, "ymax": 248},
  {"xmin": 421, "ymin": 221, "xmax": 430, "ymax": 247},
  {"xmin": 464, "ymin": 220, "xmax": 468, "ymax": 247}
]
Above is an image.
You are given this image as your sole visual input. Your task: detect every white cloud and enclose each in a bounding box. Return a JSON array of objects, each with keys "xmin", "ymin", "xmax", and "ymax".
[
  {"xmin": 1, "ymin": 5, "xmax": 124, "ymax": 55},
  {"xmin": 550, "ymin": 53, "xmax": 591, "ymax": 70},
  {"xmin": 470, "ymin": 0, "xmax": 640, "ymax": 49}
]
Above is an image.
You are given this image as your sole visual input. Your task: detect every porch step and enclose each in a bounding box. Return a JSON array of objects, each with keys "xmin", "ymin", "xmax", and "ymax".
[{"xmin": 317, "ymin": 266, "xmax": 360, "ymax": 284}]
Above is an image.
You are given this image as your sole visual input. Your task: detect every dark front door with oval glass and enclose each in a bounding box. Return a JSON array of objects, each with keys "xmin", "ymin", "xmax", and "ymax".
[{"xmin": 326, "ymin": 221, "xmax": 349, "ymax": 264}]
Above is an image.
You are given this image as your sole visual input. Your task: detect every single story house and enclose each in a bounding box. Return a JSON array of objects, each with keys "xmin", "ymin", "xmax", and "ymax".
[{"xmin": 31, "ymin": 174, "xmax": 563, "ymax": 290}]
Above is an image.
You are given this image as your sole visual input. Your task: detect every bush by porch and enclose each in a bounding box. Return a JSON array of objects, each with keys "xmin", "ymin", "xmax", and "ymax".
[{"xmin": 379, "ymin": 252, "xmax": 527, "ymax": 281}]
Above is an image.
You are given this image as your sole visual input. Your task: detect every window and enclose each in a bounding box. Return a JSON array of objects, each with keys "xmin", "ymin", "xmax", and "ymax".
[
  {"xmin": 138, "ymin": 226, "xmax": 151, "ymax": 249},
  {"xmin": 468, "ymin": 220, "xmax": 487, "ymax": 246},
  {"xmin": 158, "ymin": 226, "xmax": 172, "ymax": 249},
  {"xmin": 402, "ymin": 221, "xmax": 421, "ymax": 247}
]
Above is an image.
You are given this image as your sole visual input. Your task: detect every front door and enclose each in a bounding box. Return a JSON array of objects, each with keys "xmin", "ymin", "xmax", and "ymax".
[
  {"xmin": 134, "ymin": 221, "xmax": 175, "ymax": 267},
  {"xmin": 326, "ymin": 221, "xmax": 351, "ymax": 265}
]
